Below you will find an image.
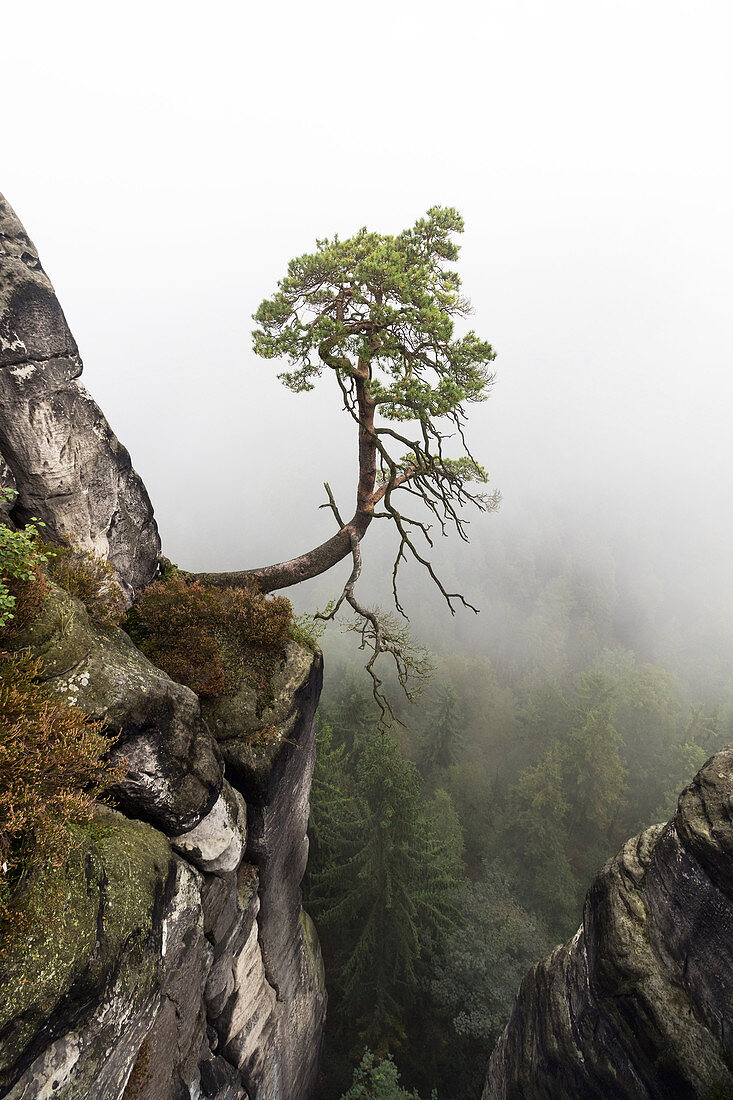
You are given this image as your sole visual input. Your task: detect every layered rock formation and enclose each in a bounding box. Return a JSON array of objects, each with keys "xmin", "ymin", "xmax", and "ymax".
[
  {"xmin": 484, "ymin": 746, "xmax": 733, "ymax": 1099},
  {"xmin": 0, "ymin": 193, "xmax": 160, "ymax": 595},
  {"xmin": 0, "ymin": 197, "xmax": 326, "ymax": 1099}
]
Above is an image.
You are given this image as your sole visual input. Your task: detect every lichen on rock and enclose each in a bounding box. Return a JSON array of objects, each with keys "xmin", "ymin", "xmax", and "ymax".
[{"xmin": 0, "ymin": 810, "xmax": 175, "ymax": 1098}]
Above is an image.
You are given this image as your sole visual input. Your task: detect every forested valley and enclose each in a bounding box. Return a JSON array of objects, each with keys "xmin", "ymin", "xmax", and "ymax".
[{"xmin": 298, "ymin": 501, "xmax": 733, "ymax": 1099}]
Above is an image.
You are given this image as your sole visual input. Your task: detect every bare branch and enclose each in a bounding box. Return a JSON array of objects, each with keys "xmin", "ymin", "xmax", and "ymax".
[{"xmin": 319, "ymin": 482, "xmax": 346, "ymax": 528}]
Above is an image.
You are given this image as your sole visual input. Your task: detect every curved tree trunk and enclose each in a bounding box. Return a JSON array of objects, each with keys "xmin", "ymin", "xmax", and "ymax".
[
  {"xmin": 192, "ymin": 370, "xmax": 377, "ymax": 595},
  {"xmin": 192, "ymin": 509, "xmax": 372, "ymax": 593}
]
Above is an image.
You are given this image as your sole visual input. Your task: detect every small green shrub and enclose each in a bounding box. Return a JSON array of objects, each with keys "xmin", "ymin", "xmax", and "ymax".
[
  {"xmin": 0, "ymin": 490, "xmax": 48, "ymax": 633},
  {"xmin": 49, "ymin": 546, "xmax": 126, "ymax": 627},
  {"xmin": 291, "ymin": 602, "xmax": 334, "ymax": 650},
  {"xmin": 0, "ymin": 652, "xmax": 125, "ymax": 899},
  {"xmin": 127, "ymin": 575, "xmax": 293, "ymax": 699}
]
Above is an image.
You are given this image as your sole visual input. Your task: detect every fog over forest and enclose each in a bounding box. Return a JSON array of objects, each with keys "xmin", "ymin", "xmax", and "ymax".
[
  {"xmin": 6, "ymin": 2, "xmax": 733, "ymax": 665},
  {"xmin": 4, "ymin": 4, "xmax": 733, "ymax": 1095}
]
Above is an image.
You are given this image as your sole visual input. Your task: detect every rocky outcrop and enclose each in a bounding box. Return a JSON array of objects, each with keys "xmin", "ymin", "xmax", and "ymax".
[
  {"xmin": 0, "ymin": 194, "xmax": 160, "ymax": 595},
  {"xmin": 0, "ymin": 810, "xmax": 198, "ymax": 1100},
  {"xmin": 8, "ymin": 581, "xmax": 225, "ymax": 837},
  {"xmin": 0, "ymin": 194, "xmax": 326, "ymax": 1100},
  {"xmin": 1, "ymin": 582, "xmax": 326, "ymax": 1100},
  {"xmin": 205, "ymin": 643, "xmax": 327, "ymax": 1099},
  {"xmin": 483, "ymin": 746, "xmax": 733, "ymax": 1099}
]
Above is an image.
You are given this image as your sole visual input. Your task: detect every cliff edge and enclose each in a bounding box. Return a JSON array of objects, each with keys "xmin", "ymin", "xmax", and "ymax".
[
  {"xmin": 483, "ymin": 745, "xmax": 733, "ymax": 1099},
  {"xmin": 0, "ymin": 194, "xmax": 326, "ymax": 1100}
]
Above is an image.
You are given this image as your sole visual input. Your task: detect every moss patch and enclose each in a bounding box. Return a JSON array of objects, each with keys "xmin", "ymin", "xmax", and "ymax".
[
  {"xmin": 2, "ymin": 580, "xmax": 92, "ymax": 680},
  {"xmin": 300, "ymin": 909, "xmax": 326, "ymax": 996},
  {"xmin": 0, "ymin": 810, "xmax": 173, "ymax": 1079},
  {"xmin": 126, "ymin": 574, "xmax": 293, "ymax": 701}
]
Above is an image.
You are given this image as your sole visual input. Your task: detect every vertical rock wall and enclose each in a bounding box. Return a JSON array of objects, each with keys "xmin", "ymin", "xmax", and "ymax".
[
  {"xmin": 0, "ymin": 195, "xmax": 326, "ymax": 1099},
  {"xmin": 0, "ymin": 193, "xmax": 160, "ymax": 595}
]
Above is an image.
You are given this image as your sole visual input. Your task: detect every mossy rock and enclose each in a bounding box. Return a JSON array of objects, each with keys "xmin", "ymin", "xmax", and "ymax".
[
  {"xmin": 4, "ymin": 574, "xmax": 223, "ymax": 835},
  {"xmin": 202, "ymin": 640, "xmax": 314, "ymax": 741},
  {"xmin": 2, "ymin": 580, "xmax": 93, "ymax": 679},
  {"xmin": 300, "ymin": 909, "xmax": 325, "ymax": 996},
  {"xmin": 202, "ymin": 641, "xmax": 315, "ymax": 796},
  {"xmin": 0, "ymin": 809, "xmax": 173, "ymax": 1087}
]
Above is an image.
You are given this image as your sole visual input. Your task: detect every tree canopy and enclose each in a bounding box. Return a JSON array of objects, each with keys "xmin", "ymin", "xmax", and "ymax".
[{"xmin": 196, "ymin": 206, "xmax": 497, "ymax": 714}]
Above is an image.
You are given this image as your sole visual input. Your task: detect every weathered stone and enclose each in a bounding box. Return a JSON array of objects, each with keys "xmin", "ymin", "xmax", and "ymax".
[
  {"xmin": 0, "ymin": 450, "xmax": 15, "ymax": 509},
  {"xmin": 0, "ymin": 810, "xmax": 175, "ymax": 1100},
  {"xmin": 203, "ymin": 640, "xmax": 316, "ymax": 800},
  {"xmin": 198, "ymin": 1052, "xmax": 247, "ymax": 1100},
  {"xmin": 0, "ymin": 193, "xmax": 160, "ymax": 594},
  {"xmin": 123, "ymin": 854, "xmax": 212, "ymax": 1100},
  {"xmin": 207, "ymin": 644, "xmax": 327, "ymax": 1100},
  {"xmin": 483, "ymin": 746, "xmax": 733, "ymax": 1099},
  {"xmin": 6, "ymin": 580, "xmax": 224, "ymax": 834},
  {"xmin": 0, "ymin": 626, "xmax": 326, "ymax": 1100},
  {"xmin": 200, "ymin": 865, "xmax": 260, "ymax": 1027},
  {"xmin": 0, "ymin": 191, "xmax": 327, "ymax": 1096},
  {"xmin": 171, "ymin": 781, "xmax": 247, "ymax": 873}
]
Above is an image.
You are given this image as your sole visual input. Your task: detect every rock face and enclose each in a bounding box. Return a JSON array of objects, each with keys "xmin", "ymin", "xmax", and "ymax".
[
  {"xmin": 206, "ymin": 644, "xmax": 327, "ymax": 1099},
  {"xmin": 483, "ymin": 746, "xmax": 733, "ymax": 1100},
  {"xmin": 0, "ymin": 193, "xmax": 160, "ymax": 595},
  {"xmin": 0, "ymin": 195, "xmax": 326, "ymax": 1099},
  {"xmin": 1, "ymin": 585, "xmax": 326, "ymax": 1100}
]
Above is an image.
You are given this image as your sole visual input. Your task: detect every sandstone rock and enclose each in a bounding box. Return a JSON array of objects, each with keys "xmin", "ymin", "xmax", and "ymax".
[
  {"xmin": 206, "ymin": 643, "xmax": 327, "ymax": 1100},
  {"xmin": 202, "ymin": 640, "xmax": 316, "ymax": 799},
  {"xmin": 0, "ymin": 451, "xmax": 15, "ymax": 509},
  {"xmin": 121, "ymin": 853, "xmax": 212, "ymax": 1100},
  {"xmin": 0, "ymin": 811, "xmax": 176, "ymax": 1100},
  {"xmin": 483, "ymin": 745, "xmax": 733, "ymax": 1099},
  {"xmin": 1, "ymin": 606, "xmax": 325, "ymax": 1100},
  {"xmin": 0, "ymin": 196, "xmax": 327, "ymax": 1100},
  {"xmin": 170, "ymin": 782, "xmax": 247, "ymax": 874},
  {"xmin": 0, "ymin": 193, "xmax": 160, "ymax": 594},
  {"xmin": 6, "ymin": 581, "xmax": 224, "ymax": 834}
]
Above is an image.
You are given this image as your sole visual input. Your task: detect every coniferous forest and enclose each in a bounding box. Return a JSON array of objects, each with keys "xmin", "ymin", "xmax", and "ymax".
[{"xmin": 300, "ymin": 503, "xmax": 733, "ymax": 1099}]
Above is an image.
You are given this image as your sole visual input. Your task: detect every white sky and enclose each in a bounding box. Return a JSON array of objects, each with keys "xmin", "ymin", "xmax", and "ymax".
[{"xmin": 3, "ymin": 0, "xmax": 733, "ymax": 588}]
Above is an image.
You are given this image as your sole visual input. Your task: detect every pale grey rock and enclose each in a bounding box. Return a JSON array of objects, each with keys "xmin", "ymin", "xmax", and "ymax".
[
  {"xmin": 171, "ymin": 783, "xmax": 247, "ymax": 873},
  {"xmin": 121, "ymin": 856, "xmax": 213, "ymax": 1100},
  {"xmin": 0, "ymin": 193, "xmax": 160, "ymax": 594},
  {"xmin": 484, "ymin": 745, "xmax": 733, "ymax": 1099}
]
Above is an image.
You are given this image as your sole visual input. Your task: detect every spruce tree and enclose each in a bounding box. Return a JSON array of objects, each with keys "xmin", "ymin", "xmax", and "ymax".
[{"xmin": 311, "ymin": 730, "xmax": 460, "ymax": 1052}]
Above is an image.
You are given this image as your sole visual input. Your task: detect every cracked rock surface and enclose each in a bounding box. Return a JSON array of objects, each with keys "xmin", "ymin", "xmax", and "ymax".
[
  {"xmin": 0, "ymin": 193, "xmax": 326, "ymax": 1100},
  {"xmin": 0, "ymin": 193, "xmax": 160, "ymax": 595},
  {"xmin": 483, "ymin": 745, "xmax": 733, "ymax": 1100},
  {"xmin": 1, "ymin": 579, "xmax": 326, "ymax": 1100}
]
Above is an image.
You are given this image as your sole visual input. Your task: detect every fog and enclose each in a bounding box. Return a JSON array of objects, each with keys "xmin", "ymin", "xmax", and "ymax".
[{"xmin": 4, "ymin": 0, "xmax": 733, "ymax": 646}]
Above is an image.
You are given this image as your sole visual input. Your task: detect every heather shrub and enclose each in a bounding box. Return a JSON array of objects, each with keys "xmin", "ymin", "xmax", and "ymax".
[
  {"xmin": 127, "ymin": 575, "xmax": 293, "ymax": 699},
  {"xmin": 49, "ymin": 546, "xmax": 126, "ymax": 627},
  {"xmin": 0, "ymin": 652, "xmax": 124, "ymax": 890}
]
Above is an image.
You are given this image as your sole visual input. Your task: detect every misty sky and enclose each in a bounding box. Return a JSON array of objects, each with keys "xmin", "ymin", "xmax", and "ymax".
[{"xmin": 4, "ymin": 1, "xmax": 733, "ymax": 608}]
